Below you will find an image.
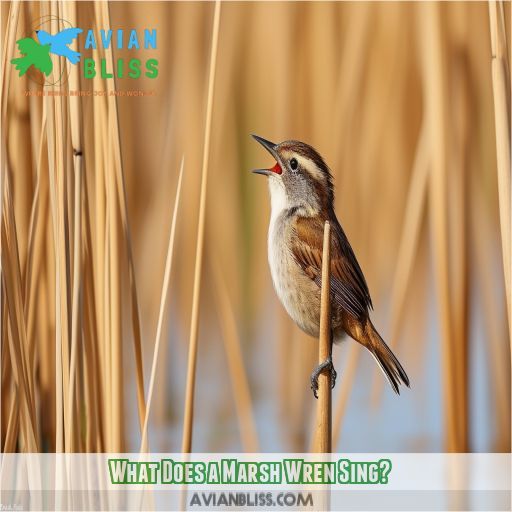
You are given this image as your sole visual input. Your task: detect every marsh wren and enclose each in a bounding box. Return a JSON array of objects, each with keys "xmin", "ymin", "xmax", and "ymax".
[{"xmin": 252, "ymin": 135, "xmax": 410, "ymax": 397}]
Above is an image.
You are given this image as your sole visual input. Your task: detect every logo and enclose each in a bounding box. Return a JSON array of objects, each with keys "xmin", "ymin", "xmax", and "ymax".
[
  {"xmin": 11, "ymin": 27, "xmax": 82, "ymax": 78},
  {"xmin": 11, "ymin": 16, "xmax": 159, "ymax": 86}
]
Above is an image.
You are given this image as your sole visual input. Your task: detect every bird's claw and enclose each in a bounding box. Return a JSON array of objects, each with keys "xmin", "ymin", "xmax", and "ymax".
[{"xmin": 310, "ymin": 356, "xmax": 337, "ymax": 399}]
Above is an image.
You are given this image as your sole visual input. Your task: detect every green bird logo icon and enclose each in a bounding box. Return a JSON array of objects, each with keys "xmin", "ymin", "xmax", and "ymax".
[{"xmin": 11, "ymin": 38, "xmax": 53, "ymax": 77}]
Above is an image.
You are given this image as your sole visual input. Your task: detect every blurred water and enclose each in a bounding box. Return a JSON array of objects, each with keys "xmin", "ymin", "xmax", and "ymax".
[{"xmin": 125, "ymin": 270, "xmax": 501, "ymax": 453}]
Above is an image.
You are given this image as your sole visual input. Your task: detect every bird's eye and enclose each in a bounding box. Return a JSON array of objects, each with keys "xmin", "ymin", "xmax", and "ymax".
[{"xmin": 290, "ymin": 158, "xmax": 298, "ymax": 170}]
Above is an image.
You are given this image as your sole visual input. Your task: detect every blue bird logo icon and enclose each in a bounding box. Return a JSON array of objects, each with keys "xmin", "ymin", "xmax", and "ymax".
[{"xmin": 36, "ymin": 27, "xmax": 83, "ymax": 64}]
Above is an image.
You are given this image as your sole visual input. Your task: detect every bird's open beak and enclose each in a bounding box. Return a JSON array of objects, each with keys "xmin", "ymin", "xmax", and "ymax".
[{"xmin": 251, "ymin": 134, "xmax": 282, "ymax": 176}]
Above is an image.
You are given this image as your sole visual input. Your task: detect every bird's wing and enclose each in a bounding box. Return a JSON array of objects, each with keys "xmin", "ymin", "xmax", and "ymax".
[
  {"xmin": 33, "ymin": 48, "xmax": 53, "ymax": 76},
  {"xmin": 16, "ymin": 38, "xmax": 40, "ymax": 56},
  {"xmin": 54, "ymin": 28, "xmax": 83, "ymax": 45},
  {"xmin": 291, "ymin": 215, "xmax": 373, "ymax": 320}
]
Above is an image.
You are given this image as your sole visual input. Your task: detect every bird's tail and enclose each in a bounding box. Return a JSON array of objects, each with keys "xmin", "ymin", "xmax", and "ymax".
[
  {"xmin": 67, "ymin": 51, "xmax": 81, "ymax": 65},
  {"xmin": 365, "ymin": 320, "xmax": 410, "ymax": 394},
  {"xmin": 10, "ymin": 57, "xmax": 31, "ymax": 76}
]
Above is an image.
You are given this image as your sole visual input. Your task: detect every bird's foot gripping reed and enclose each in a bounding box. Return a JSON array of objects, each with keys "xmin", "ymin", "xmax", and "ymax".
[{"xmin": 310, "ymin": 354, "xmax": 337, "ymax": 399}]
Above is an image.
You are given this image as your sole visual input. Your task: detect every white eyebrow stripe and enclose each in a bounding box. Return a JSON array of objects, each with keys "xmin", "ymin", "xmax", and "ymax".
[{"xmin": 296, "ymin": 154, "xmax": 324, "ymax": 182}]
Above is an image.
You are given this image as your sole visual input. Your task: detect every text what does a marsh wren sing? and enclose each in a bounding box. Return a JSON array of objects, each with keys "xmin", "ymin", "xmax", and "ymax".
[{"xmin": 252, "ymin": 135, "xmax": 410, "ymax": 397}]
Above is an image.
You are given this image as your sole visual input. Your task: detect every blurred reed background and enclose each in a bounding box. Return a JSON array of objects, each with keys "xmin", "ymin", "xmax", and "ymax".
[{"xmin": 1, "ymin": 1, "xmax": 510, "ymax": 454}]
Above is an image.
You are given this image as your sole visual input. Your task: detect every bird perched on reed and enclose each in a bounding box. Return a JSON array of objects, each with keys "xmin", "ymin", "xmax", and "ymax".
[{"xmin": 252, "ymin": 135, "xmax": 410, "ymax": 397}]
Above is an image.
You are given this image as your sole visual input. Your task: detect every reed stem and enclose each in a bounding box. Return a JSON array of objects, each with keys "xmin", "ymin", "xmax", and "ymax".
[
  {"xmin": 488, "ymin": 0, "xmax": 511, "ymax": 335},
  {"xmin": 181, "ymin": 0, "xmax": 221, "ymax": 454},
  {"xmin": 140, "ymin": 158, "xmax": 184, "ymax": 453},
  {"xmin": 314, "ymin": 221, "xmax": 332, "ymax": 453}
]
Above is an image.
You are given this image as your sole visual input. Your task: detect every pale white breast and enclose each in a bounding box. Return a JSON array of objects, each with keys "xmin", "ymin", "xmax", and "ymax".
[
  {"xmin": 266, "ymin": 178, "xmax": 321, "ymax": 337},
  {"xmin": 267, "ymin": 178, "xmax": 288, "ymax": 299}
]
